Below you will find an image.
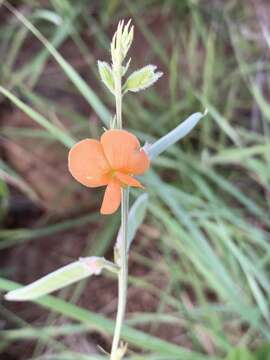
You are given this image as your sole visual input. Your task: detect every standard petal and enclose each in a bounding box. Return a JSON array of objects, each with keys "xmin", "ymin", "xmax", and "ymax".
[
  {"xmin": 124, "ymin": 148, "xmax": 150, "ymax": 175},
  {"xmin": 68, "ymin": 139, "xmax": 111, "ymax": 187},
  {"xmin": 100, "ymin": 180, "xmax": 121, "ymax": 214},
  {"xmin": 115, "ymin": 172, "xmax": 144, "ymax": 188},
  {"xmin": 101, "ymin": 129, "xmax": 139, "ymax": 170},
  {"xmin": 101, "ymin": 130, "xmax": 150, "ymax": 175}
]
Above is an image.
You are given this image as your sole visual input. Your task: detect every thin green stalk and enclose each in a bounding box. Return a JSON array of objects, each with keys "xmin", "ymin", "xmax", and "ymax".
[
  {"xmin": 110, "ymin": 189, "xmax": 129, "ymax": 359},
  {"xmin": 114, "ymin": 64, "xmax": 122, "ymax": 129},
  {"xmin": 110, "ymin": 22, "xmax": 127, "ymax": 359}
]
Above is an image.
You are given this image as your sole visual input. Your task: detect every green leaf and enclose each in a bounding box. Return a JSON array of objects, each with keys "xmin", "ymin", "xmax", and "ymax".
[
  {"xmin": 5, "ymin": 257, "xmax": 117, "ymax": 301},
  {"xmin": 147, "ymin": 111, "xmax": 206, "ymax": 160},
  {"xmin": 116, "ymin": 193, "xmax": 149, "ymax": 253},
  {"xmin": 98, "ymin": 60, "xmax": 115, "ymax": 94},
  {"xmin": 225, "ymin": 348, "xmax": 255, "ymax": 360},
  {"xmin": 124, "ymin": 65, "xmax": 163, "ymax": 93},
  {"xmin": 127, "ymin": 193, "xmax": 149, "ymax": 251},
  {"xmin": 0, "ymin": 159, "xmax": 40, "ymax": 203},
  {"xmin": 31, "ymin": 9, "xmax": 63, "ymax": 25},
  {"xmin": 4, "ymin": 2, "xmax": 111, "ymax": 126},
  {"xmin": 0, "ymin": 86, "xmax": 75, "ymax": 148}
]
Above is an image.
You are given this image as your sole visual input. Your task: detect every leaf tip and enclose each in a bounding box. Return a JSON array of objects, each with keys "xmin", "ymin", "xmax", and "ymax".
[
  {"xmin": 203, "ymin": 108, "xmax": 208, "ymax": 116},
  {"xmin": 4, "ymin": 290, "xmax": 21, "ymax": 302},
  {"xmin": 79, "ymin": 256, "xmax": 103, "ymax": 275}
]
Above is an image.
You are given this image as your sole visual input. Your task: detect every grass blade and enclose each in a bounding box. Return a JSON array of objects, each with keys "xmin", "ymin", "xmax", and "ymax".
[{"xmin": 0, "ymin": 86, "xmax": 75, "ymax": 148}]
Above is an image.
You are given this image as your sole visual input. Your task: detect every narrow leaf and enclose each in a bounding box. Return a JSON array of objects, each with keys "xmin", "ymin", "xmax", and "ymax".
[
  {"xmin": 97, "ymin": 61, "xmax": 114, "ymax": 94},
  {"xmin": 0, "ymin": 86, "xmax": 75, "ymax": 148},
  {"xmin": 116, "ymin": 193, "xmax": 149, "ymax": 253},
  {"xmin": 147, "ymin": 111, "xmax": 206, "ymax": 160},
  {"xmin": 4, "ymin": 2, "xmax": 111, "ymax": 126},
  {"xmin": 5, "ymin": 257, "xmax": 116, "ymax": 301},
  {"xmin": 124, "ymin": 65, "xmax": 163, "ymax": 93}
]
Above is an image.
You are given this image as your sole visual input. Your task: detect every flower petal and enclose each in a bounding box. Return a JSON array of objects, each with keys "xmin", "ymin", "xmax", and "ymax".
[
  {"xmin": 101, "ymin": 130, "xmax": 150, "ymax": 175},
  {"xmin": 68, "ymin": 139, "xmax": 111, "ymax": 187},
  {"xmin": 115, "ymin": 172, "xmax": 144, "ymax": 188},
  {"xmin": 125, "ymin": 148, "xmax": 150, "ymax": 175},
  {"xmin": 100, "ymin": 180, "xmax": 121, "ymax": 214}
]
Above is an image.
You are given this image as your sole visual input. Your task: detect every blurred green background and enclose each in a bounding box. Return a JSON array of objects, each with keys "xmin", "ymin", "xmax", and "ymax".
[{"xmin": 0, "ymin": 0, "xmax": 270, "ymax": 359}]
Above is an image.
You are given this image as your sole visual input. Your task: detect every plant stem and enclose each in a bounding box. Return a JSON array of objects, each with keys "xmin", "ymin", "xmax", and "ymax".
[
  {"xmin": 110, "ymin": 28, "xmax": 127, "ymax": 358},
  {"xmin": 110, "ymin": 189, "xmax": 129, "ymax": 359},
  {"xmin": 114, "ymin": 65, "xmax": 122, "ymax": 129}
]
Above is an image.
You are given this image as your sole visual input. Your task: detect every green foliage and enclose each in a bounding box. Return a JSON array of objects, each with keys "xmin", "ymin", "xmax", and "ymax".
[
  {"xmin": 115, "ymin": 193, "xmax": 149, "ymax": 253},
  {"xmin": 225, "ymin": 345, "xmax": 270, "ymax": 360},
  {"xmin": 0, "ymin": 86, "xmax": 75, "ymax": 148},
  {"xmin": 0, "ymin": 278, "xmax": 212, "ymax": 360},
  {"xmin": 148, "ymin": 111, "xmax": 206, "ymax": 159},
  {"xmin": 225, "ymin": 348, "xmax": 255, "ymax": 360}
]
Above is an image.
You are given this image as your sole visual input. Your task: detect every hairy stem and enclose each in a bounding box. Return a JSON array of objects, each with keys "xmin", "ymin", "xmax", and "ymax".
[
  {"xmin": 114, "ymin": 65, "xmax": 122, "ymax": 129},
  {"xmin": 110, "ymin": 32, "xmax": 127, "ymax": 359},
  {"xmin": 110, "ymin": 189, "xmax": 129, "ymax": 359}
]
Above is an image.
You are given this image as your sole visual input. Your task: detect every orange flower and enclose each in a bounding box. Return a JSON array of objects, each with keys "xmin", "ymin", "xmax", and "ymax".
[{"xmin": 68, "ymin": 129, "xmax": 150, "ymax": 214}]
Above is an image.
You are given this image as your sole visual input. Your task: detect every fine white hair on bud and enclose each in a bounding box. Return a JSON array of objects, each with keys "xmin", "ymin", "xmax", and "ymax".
[
  {"xmin": 97, "ymin": 60, "xmax": 115, "ymax": 94},
  {"xmin": 123, "ymin": 64, "xmax": 163, "ymax": 93},
  {"xmin": 111, "ymin": 19, "xmax": 134, "ymax": 66}
]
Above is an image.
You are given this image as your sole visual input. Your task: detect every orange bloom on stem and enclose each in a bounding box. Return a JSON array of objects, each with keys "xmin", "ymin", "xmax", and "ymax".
[{"xmin": 68, "ymin": 129, "xmax": 150, "ymax": 214}]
